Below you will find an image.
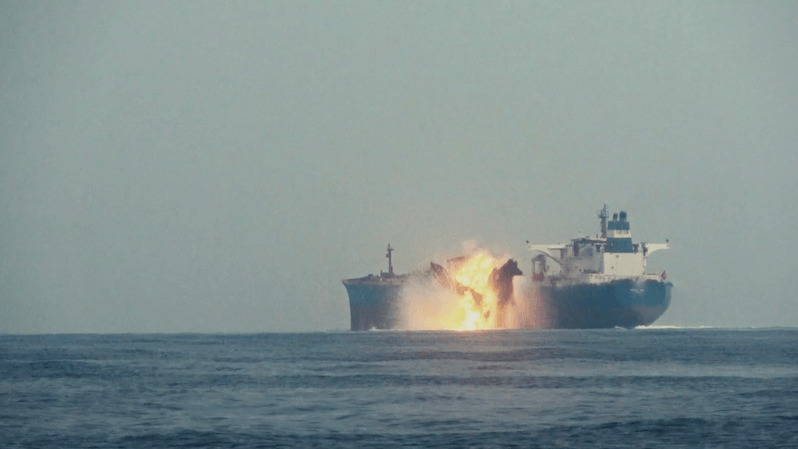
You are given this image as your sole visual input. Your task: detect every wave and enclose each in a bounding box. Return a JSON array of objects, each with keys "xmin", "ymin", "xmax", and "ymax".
[{"xmin": 634, "ymin": 324, "xmax": 714, "ymax": 330}]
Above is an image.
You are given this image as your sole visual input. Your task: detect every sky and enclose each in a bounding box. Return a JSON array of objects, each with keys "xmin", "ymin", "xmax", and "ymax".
[{"xmin": 1, "ymin": 1, "xmax": 796, "ymax": 333}]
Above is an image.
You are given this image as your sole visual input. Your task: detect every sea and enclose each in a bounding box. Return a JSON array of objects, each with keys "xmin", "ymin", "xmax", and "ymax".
[{"xmin": 1, "ymin": 328, "xmax": 796, "ymax": 448}]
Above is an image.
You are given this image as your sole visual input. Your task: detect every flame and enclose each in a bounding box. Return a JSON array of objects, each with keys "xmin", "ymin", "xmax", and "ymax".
[
  {"xmin": 451, "ymin": 252, "xmax": 501, "ymax": 330},
  {"xmin": 401, "ymin": 247, "xmax": 542, "ymax": 331},
  {"xmin": 400, "ymin": 251, "xmax": 504, "ymax": 331}
]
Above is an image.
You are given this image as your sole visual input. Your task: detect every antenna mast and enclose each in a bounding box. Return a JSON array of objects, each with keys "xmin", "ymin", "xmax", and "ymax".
[
  {"xmin": 599, "ymin": 204, "xmax": 608, "ymax": 238},
  {"xmin": 386, "ymin": 244, "xmax": 394, "ymax": 275}
]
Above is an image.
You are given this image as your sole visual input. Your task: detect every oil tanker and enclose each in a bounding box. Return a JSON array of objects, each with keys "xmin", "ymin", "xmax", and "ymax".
[{"xmin": 342, "ymin": 206, "xmax": 672, "ymax": 330}]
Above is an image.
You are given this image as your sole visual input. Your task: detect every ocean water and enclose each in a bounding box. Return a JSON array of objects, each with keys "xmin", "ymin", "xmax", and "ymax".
[{"xmin": 1, "ymin": 328, "xmax": 796, "ymax": 448}]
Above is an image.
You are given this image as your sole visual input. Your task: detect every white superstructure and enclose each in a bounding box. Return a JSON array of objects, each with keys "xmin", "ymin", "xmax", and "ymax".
[{"xmin": 528, "ymin": 206, "xmax": 669, "ymax": 286}]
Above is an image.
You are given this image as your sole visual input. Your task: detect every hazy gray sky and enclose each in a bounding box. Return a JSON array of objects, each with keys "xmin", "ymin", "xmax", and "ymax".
[{"xmin": 2, "ymin": 1, "xmax": 796, "ymax": 333}]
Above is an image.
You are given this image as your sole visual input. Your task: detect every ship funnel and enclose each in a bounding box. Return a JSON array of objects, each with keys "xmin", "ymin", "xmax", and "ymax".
[{"xmin": 619, "ymin": 211, "xmax": 627, "ymax": 222}]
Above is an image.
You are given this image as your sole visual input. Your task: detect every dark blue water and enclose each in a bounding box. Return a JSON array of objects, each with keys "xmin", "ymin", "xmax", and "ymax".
[{"xmin": 2, "ymin": 328, "xmax": 797, "ymax": 448}]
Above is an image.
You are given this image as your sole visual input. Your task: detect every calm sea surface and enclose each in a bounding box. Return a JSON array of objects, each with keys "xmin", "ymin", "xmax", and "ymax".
[{"xmin": 1, "ymin": 328, "xmax": 796, "ymax": 448}]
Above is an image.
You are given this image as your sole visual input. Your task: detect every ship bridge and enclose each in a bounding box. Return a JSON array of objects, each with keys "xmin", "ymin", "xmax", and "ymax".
[{"xmin": 528, "ymin": 206, "xmax": 669, "ymax": 284}]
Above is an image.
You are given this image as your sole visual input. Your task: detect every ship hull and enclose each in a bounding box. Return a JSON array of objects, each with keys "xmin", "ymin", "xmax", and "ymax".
[
  {"xmin": 343, "ymin": 282, "xmax": 403, "ymax": 331},
  {"xmin": 343, "ymin": 278, "xmax": 672, "ymax": 330},
  {"xmin": 535, "ymin": 279, "xmax": 672, "ymax": 329}
]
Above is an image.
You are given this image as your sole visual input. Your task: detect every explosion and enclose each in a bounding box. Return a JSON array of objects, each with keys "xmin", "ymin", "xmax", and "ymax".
[
  {"xmin": 402, "ymin": 248, "xmax": 526, "ymax": 331},
  {"xmin": 452, "ymin": 253, "xmax": 502, "ymax": 330}
]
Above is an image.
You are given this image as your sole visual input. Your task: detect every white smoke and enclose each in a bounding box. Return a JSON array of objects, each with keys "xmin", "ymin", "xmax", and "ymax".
[
  {"xmin": 397, "ymin": 273, "xmax": 464, "ymax": 330},
  {"xmin": 506, "ymin": 276, "xmax": 547, "ymax": 328}
]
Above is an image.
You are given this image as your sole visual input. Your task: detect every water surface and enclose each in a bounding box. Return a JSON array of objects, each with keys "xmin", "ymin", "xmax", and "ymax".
[{"xmin": 2, "ymin": 328, "xmax": 796, "ymax": 447}]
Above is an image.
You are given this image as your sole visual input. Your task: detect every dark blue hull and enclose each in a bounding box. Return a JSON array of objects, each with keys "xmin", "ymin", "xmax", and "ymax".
[
  {"xmin": 343, "ymin": 282, "xmax": 404, "ymax": 331},
  {"xmin": 536, "ymin": 279, "xmax": 672, "ymax": 329},
  {"xmin": 344, "ymin": 278, "xmax": 672, "ymax": 330}
]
